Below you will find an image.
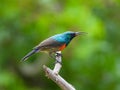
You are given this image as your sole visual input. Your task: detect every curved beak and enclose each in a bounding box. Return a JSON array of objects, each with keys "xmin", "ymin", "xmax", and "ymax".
[{"xmin": 75, "ymin": 31, "xmax": 87, "ymax": 36}]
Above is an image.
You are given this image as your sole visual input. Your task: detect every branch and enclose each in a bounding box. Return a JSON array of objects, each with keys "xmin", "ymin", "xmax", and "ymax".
[{"xmin": 43, "ymin": 51, "xmax": 76, "ymax": 90}]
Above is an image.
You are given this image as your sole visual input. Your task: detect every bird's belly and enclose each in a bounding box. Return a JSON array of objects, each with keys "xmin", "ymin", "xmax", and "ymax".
[{"xmin": 40, "ymin": 46, "xmax": 59, "ymax": 52}]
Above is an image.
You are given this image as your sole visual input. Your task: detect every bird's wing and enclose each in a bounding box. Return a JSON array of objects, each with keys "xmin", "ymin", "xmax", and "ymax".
[{"xmin": 33, "ymin": 37, "xmax": 64, "ymax": 51}]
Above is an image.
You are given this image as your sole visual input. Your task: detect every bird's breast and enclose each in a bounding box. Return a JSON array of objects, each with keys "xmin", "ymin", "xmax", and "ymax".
[{"xmin": 58, "ymin": 44, "xmax": 66, "ymax": 51}]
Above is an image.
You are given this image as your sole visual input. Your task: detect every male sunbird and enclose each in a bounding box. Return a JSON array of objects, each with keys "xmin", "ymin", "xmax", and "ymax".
[{"xmin": 21, "ymin": 31, "xmax": 86, "ymax": 61}]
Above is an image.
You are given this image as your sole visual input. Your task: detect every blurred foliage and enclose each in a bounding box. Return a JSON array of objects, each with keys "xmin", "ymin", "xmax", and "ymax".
[{"xmin": 0, "ymin": 0, "xmax": 120, "ymax": 90}]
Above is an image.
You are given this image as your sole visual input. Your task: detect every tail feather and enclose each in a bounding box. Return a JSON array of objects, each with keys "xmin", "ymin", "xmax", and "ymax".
[{"xmin": 21, "ymin": 49, "xmax": 39, "ymax": 62}]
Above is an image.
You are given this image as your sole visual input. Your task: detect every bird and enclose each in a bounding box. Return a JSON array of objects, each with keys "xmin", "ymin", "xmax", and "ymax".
[{"xmin": 21, "ymin": 31, "xmax": 86, "ymax": 62}]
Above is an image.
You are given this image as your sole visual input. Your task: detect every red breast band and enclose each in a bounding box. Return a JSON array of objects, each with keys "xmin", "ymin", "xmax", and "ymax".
[{"xmin": 58, "ymin": 44, "xmax": 66, "ymax": 51}]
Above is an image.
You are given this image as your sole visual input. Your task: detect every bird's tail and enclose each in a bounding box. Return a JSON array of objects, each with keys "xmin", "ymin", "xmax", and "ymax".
[{"xmin": 21, "ymin": 48, "xmax": 39, "ymax": 62}]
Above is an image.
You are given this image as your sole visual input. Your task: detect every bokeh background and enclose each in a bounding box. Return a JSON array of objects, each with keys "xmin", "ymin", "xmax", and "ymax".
[{"xmin": 0, "ymin": 0, "xmax": 120, "ymax": 90}]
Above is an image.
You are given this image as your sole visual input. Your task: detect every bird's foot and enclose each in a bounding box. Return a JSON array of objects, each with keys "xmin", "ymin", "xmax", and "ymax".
[
  {"xmin": 55, "ymin": 52, "xmax": 62, "ymax": 57},
  {"xmin": 55, "ymin": 52, "xmax": 62, "ymax": 65}
]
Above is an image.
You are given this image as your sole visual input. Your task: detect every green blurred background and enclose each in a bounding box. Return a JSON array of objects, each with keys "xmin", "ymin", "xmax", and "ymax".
[{"xmin": 0, "ymin": 0, "xmax": 120, "ymax": 90}]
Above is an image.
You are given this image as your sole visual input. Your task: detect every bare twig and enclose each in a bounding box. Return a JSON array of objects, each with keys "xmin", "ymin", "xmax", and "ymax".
[
  {"xmin": 53, "ymin": 51, "xmax": 62, "ymax": 74},
  {"xmin": 43, "ymin": 51, "xmax": 76, "ymax": 90}
]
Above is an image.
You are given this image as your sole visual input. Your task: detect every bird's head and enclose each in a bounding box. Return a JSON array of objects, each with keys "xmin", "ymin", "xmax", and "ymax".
[
  {"xmin": 63, "ymin": 31, "xmax": 86, "ymax": 39},
  {"xmin": 52, "ymin": 31, "xmax": 87, "ymax": 46},
  {"xmin": 62, "ymin": 31, "xmax": 87, "ymax": 45}
]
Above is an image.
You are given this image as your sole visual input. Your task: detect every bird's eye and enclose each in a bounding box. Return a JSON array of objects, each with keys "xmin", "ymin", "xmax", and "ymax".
[{"xmin": 71, "ymin": 33, "xmax": 75, "ymax": 37}]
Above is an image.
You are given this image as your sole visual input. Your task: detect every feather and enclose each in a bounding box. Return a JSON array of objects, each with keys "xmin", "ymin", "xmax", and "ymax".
[{"xmin": 21, "ymin": 48, "xmax": 39, "ymax": 61}]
